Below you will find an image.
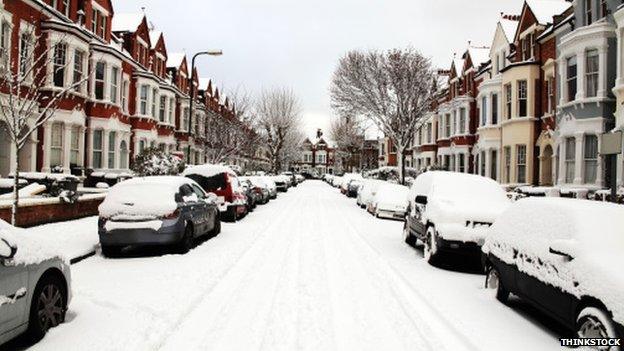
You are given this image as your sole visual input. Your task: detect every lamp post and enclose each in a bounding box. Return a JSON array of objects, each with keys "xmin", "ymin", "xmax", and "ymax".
[{"xmin": 187, "ymin": 50, "xmax": 223, "ymax": 164}]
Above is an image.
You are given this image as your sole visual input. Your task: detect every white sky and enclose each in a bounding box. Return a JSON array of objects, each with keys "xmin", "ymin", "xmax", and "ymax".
[{"xmin": 115, "ymin": 0, "xmax": 524, "ymax": 139}]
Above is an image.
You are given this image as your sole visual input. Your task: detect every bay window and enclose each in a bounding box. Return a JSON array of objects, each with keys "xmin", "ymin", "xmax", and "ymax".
[
  {"xmin": 120, "ymin": 140, "xmax": 129, "ymax": 169},
  {"xmin": 505, "ymin": 84, "xmax": 512, "ymax": 119},
  {"xmin": 481, "ymin": 97, "xmax": 487, "ymax": 126},
  {"xmin": 459, "ymin": 108, "xmax": 466, "ymax": 134},
  {"xmin": 73, "ymin": 49, "xmax": 84, "ymax": 91},
  {"xmin": 19, "ymin": 33, "xmax": 33, "ymax": 79},
  {"xmin": 70, "ymin": 126, "xmax": 80, "ymax": 165},
  {"xmin": 586, "ymin": 0, "xmax": 593, "ymax": 25},
  {"xmin": 567, "ymin": 56, "xmax": 577, "ymax": 102},
  {"xmin": 517, "ymin": 80, "xmax": 527, "ymax": 117},
  {"xmin": 169, "ymin": 97, "xmax": 175, "ymax": 124},
  {"xmin": 140, "ymin": 85, "xmax": 149, "ymax": 115},
  {"xmin": 565, "ymin": 137, "xmax": 576, "ymax": 183},
  {"xmin": 151, "ymin": 88, "xmax": 158, "ymax": 117},
  {"xmin": 491, "ymin": 93, "xmax": 498, "ymax": 125},
  {"xmin": 53, "ymin": 43, "xmax": 67, "ymax": 87},
  {"xmin": 504, "ymin": 146, "xmax": 511, "ymax": 183},
  {"xmin": 159, "ymin": 95, "xmax": 167, "ymax": 122},
  {"xmin": 516, "ymin": 145, "xmax": 527, "ymax": 184},
  {"xmin": 110, "ymin": 66, "xmax": 119, "ymax": 103},
  {"xmin": 583, "ymin": 135, "xmax": 598, "ymax": 183},
  {"xmin": 108, "ymin": 132, "xmax": 116, "ymax": 169},
  {"xmin": 585, "ymin": 49, "xmax": 599, "ymax": 98},
  {"xmin": 92, "ymin": 130, "xmax": 103, "ymax": 169},
  {"xmin": 95, "ymin": 61, "xmax": 105, "ymax": 100},
  {"xmin": 50, "ymin": 123, "xmax": 63, "ymax": 167}
]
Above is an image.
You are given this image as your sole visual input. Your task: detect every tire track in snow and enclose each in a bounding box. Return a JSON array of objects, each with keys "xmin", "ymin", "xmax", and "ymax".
[
  {"xmin": 157, "ymin": 188, "xmax": 307, "ymax": 350},
  {"xmin": 149, "ymin": 189, "xmax": 305, "ymax": 350},
  {"xmin": 331, "ymin": 188, "xmax": 481, "ymax": 351}
]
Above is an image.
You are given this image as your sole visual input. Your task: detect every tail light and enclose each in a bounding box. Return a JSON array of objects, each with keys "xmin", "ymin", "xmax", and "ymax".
[{"xmin": 162, "ymin": 209, "xmax": 180, "ymax": 220}]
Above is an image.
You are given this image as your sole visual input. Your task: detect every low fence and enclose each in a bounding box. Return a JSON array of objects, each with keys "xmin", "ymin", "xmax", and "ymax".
[{"xmin": 0, "ymin": 194, "xmax": 106, "ymax": 227}]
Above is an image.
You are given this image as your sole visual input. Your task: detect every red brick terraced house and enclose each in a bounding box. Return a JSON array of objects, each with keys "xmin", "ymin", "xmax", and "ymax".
[
  {"xmin": 0, "ymin": 0, "xmax": 238, "ymax": 178},
  {"xmin": 293, "ymin": 137, "xmax": 336, "ymax": 175},
  {"xmin": 435, "ymin": 46, "xmax": 490, "ymax": 173}
]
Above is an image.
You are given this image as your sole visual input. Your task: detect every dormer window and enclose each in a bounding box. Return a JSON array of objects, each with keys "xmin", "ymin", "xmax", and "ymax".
[
  {"xmin": 63, "ymin": 0, "xmax": 70, "ymax": 17},
  {"xmin": 586, "ymin": 0, "xmax": 593, "ymax": 25},
  {"xmin": 91, "ymin": 7, "xmax": 107, "ymax": 39}
]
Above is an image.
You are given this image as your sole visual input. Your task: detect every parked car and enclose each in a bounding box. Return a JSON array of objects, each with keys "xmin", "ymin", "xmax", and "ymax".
[
  {"xmin": 331, "ymin": 176, "xmax": 343, "ymax": 188},
  {"xmin": 260, "ymin": 176, "xmax": 278, "ymax": 199},
  {"xmin": 242, "ymin": 176, "xmax": 270, "ymax": 204},
  {"xmin": 340, "ymin": 173, "xmax": 363, "ymax": 194},
  {"xmin": 273, "ymin": 175, "xmax": 289, "ymax": 192},
  {"xmin": 483, "ymin": 198, "xmax": 624, "ymax": 342},
  {"xmin": 0, "ymin": 220, "xmax": 72, "ymax": 345},
  {"xmin": 240, "ymin": 178, "xmax": 258, "ymax": 213},
  {"xmin": 347, "ymin": 179, "xmax": 363, "ymax": 198},
  {"xmin": 357, "ymin": 179, "xmax": 384, "ymax": 209},
  {"xmin": 183, "ymin": 164, "xmax": 247, "ymax": 222},
  {"xmin": 324, "ymin": 174, "xmax": 334, "ymax": 184},
  {"xmin": 368, "ymin": 183, "xmax": 409, "ymax": 220},
  {"xmin": 295, "ymin": 174, "xmax": 305, "ymax": 184},
  {"xmin": 281, "ymin": 172, "xmax": 297, "ymax": 187},
  {"xmin": 98, "ymin": 176, "xmax": 221, "ymax": 256},
  {"xmin": 403, "ymin": 171, "xmax": 510, "ymax": 264}
]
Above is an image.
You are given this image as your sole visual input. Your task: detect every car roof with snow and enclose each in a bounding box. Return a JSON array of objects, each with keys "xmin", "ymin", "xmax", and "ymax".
[
  {"xmin": 0, "ymin": 219, "xmax": 66, "ymax": 265},
  {"xmin": 411, "ymin": 171, "xmax": 507, "ymax": 201},
  {"xmin": 183, "ymin": 164, "xmax": 237, "ymax": 178}
]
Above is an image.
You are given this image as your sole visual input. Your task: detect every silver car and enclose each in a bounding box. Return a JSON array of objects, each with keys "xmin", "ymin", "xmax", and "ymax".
[{"xmin": 0, "ymin": 224, "xmax": 72, "ymax": 346}]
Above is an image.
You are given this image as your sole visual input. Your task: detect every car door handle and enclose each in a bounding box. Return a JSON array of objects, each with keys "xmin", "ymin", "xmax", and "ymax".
[{"xmin": 0, "ymin": 288, "xmax": 27, "ymax": 307}]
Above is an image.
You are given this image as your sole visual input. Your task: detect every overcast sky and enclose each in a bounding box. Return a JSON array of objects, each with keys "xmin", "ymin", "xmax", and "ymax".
[{"xmin": 115, "ymin": 0, "xmax": 524, "ymax": 139}]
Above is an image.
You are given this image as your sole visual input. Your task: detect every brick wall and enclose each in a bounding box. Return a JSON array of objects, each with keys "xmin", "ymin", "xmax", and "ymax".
[{"xmin": 0, "ymin": 197, "xmax": 104, "ymax": 228}]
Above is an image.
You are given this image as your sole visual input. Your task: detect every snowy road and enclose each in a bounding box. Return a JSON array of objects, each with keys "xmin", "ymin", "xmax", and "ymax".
[{"xmin": 20, "ymin": 180, "xmax": 563, "ymax": 351}]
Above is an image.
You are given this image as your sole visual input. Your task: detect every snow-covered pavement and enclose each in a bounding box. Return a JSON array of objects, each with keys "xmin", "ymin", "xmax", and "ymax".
[{"xmin": 23, "ymin": 180, "xmax": 562, "ymax": 351}]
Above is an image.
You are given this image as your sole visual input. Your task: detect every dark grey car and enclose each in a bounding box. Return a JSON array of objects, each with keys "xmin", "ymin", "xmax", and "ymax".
[{"xmin": 97, "ymin": 177, "xmax": 221, "ymax": 257}]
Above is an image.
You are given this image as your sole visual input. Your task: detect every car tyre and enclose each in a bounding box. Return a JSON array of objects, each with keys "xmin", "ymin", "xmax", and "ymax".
[
  {"xmin": 485, "ymin": 266, "xmax": 509, "ymax": 303},
  {"xmin": 176, "ymin": 224, "xmax": 194, "ymax": 254},
  {"xmin": 576, "ymin": 306, "xmax": 621, "ymax": 343},
  {"xmin": 26, "ymin": 274, "xmax": 67, "ymax": 342},
  {"xmin": 211, "ymin": 214, "xmax": 222, "ymax": 236},
  {"xmin": 423, "ymin": 226, "xmax": 439, "ymax": 265},
  {"xmin": 403, "ymin": 222, "xmax": 417, "ymax": 247}
]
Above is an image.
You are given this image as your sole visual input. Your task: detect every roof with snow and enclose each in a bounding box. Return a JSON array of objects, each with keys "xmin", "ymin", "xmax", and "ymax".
[
  {"xmin": 198, "ymin": 78, "xmax": 211, "ymax": 90},
  {"xmin": 526, "ymin": 0, "xmax": 570, "ymax": 25},
  {"xmin": 167, "ymin": 52, "xmax": 186, "ymax": 68},
  {"xmin": 500, "ymin": 18, "xmax": 519, "ymax": 42},
  {"xmin": 467, "ymin": 46, "xmax": 490, "ymax": 67},
  {"xmin": 149, "ymin": 31, "xmax": 162, "ymax": 48},
  {"xmin": 111, "ymin": 13, "xmax": 144, "ymax": 32},
  {"xmin": 452, "ymin": 58, "xmax": 465, "ymax": 76}
]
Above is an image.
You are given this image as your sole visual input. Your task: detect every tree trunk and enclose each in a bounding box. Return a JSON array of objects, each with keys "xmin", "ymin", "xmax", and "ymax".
[
  {"xmin": 397, "ymin": 148, "xmax": 406, "ymax": 185},
  {"xmin": 11, "ymin": 141, "xmax": 20, "ymax": 226}
]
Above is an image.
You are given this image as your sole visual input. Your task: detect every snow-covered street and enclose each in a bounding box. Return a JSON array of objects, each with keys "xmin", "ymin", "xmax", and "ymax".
[{"xmin": 17, "ymin": 180, "xmax": 563, "ymax": 351}]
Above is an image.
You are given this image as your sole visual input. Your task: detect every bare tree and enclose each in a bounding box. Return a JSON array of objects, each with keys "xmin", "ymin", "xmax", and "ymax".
[
  {"xmin": 329, "ymin": 116, "xmax": 365, "ymax": 173},
  {"xmin": 0, "ymin": 27, "xmax": 89, "ymax": 224},
  {"xmin": 330, "ymin": 47, "xmax": 435, "ymax": 183},
  {"xmin": 255, "ymin": 88, "xmax": 303, "ymax": 173},
  {"xmin": 203, "ymin": 88, "xmax": 262, "ymax": 165}
]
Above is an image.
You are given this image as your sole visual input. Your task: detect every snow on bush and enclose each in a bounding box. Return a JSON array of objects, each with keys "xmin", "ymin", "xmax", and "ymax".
[
  {"xmin": 99, "ymin": 176, "xmax": 198, "ymax": 218},
  {"xmin": 483, "ymin": 197, "xmax": 624, "ymax": 324},
  {"xmin": 131, "ymin": 147, "xmax": 186, "ymax": 177}
]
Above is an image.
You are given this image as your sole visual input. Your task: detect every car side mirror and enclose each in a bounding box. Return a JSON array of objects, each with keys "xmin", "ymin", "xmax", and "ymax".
[
  {"xmin": 549, "ymin": 239, "xmax": 576, "ymax": 261},
  {"xmin": 0, "ymin": 238, "xmax": 17, "ymax": 261},
  {"xmin": 415, "ymin": 195, "xmax": 428, "ymax": 205}
]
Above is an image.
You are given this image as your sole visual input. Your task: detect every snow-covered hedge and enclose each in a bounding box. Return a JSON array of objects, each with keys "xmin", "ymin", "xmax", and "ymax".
[{"xmin": 131, "ymin": 148, "xmax": 186, "ymax": 177}]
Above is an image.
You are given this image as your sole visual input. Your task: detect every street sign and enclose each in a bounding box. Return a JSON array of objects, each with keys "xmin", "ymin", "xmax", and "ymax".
[{"xmin": 600, "ymin": 131, "xmax": 623, "ymax": 155}]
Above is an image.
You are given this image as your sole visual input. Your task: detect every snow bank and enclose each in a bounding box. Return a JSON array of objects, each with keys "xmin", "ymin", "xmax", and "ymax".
[
  {"xmin": 99, "ymin": 176, "xmax": 194, "ymax": 218},
  {"xmin": 483, "ymin": 198, "xmax": 624, "ymax": 324},
  {"xmin": 0, "ymin": 183, "xmax": 47, "ymax": 199},
  {"xmin": 0, "ymin": 178, "xmax": 27, "ymax": 189}
]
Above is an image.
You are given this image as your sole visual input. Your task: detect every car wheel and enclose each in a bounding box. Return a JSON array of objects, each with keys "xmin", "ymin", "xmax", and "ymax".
[
  {"xmin": 176, "ymin": 224, "xmax": 194, "ymax": 254},
  {"xmin": 485, "ymin": 266, "xmax": 509, "ymax": 303},
  {"xmin": 403, "ymin": 223, "xmax": 416, "ymax": 247},
  {"xmin": 101, "ymin": 245, "xmax": 122, "ymax": 258},
  {"xmin": 27, "ymin": 274, "xmax": 67, "ymax": 341},
  {"xmin": 423, "ymin": 226, "xmax": 439, "ymax": 264},
  {"xmin": 576, "ymin": 306, "xmax": 621, "ymax": 343}
]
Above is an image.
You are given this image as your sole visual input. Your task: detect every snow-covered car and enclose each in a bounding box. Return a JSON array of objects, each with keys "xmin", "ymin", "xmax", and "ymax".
[
  {"xmin": 273, "ymin": 175, "xmax": 290, "ymax": 192},
  {"xmin": 295, "ymin": 174, "xmax": 305, "ymax": 184},
  {"xmin": 482, "ymin": 198, "xmax": 624, "ymax": 342},
  {"xmin": 323, "ymin": 174, "xmax": 334, "ymax": 183},
  {"xmin": 260, "ymin": 176, "xmax": 278, "ymax": 199},
  {"xmin": 346, "ymin": 179, "xmax": 363, "ymax": 198},
  {"xmin": 356, "ymin": 179, "xmax": 384, "ymax": 209},
  {"xmin": 403, "ymin": 171, "xmax": 510, "ymax": 264},
  {"xmin": 340, "ymin": 173, "xmax": 363, "ymax": 194},
  {"xmin": 183, "ymin": 164, "xmax": 247, "ymax": 222},
  {"xmin": 98, "ymin": 176, "xmax": 221, "ymax": 256},
  {"xmin": 368, "ymin": 183, "xmax": 409, "ymax": 220},
  {"xmin": 331, "ymin": 176, "xmax": 343, "ymax": 188},
  {"xmin": 281, "ymin": 172, "xmax": 296, "ymax": 187},
  {"xmin": 242, "ymin": 176, "xmax": 271, "ymax": 204},
  {"xmin": 0, "ymin": 220, "xmax": 72, "ymax": 346}
]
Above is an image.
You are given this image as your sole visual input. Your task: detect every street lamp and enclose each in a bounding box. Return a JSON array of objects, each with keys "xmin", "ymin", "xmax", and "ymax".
[{"xmin": 187, "ymin": 50, "xmax": 223, "ymax": 164}]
